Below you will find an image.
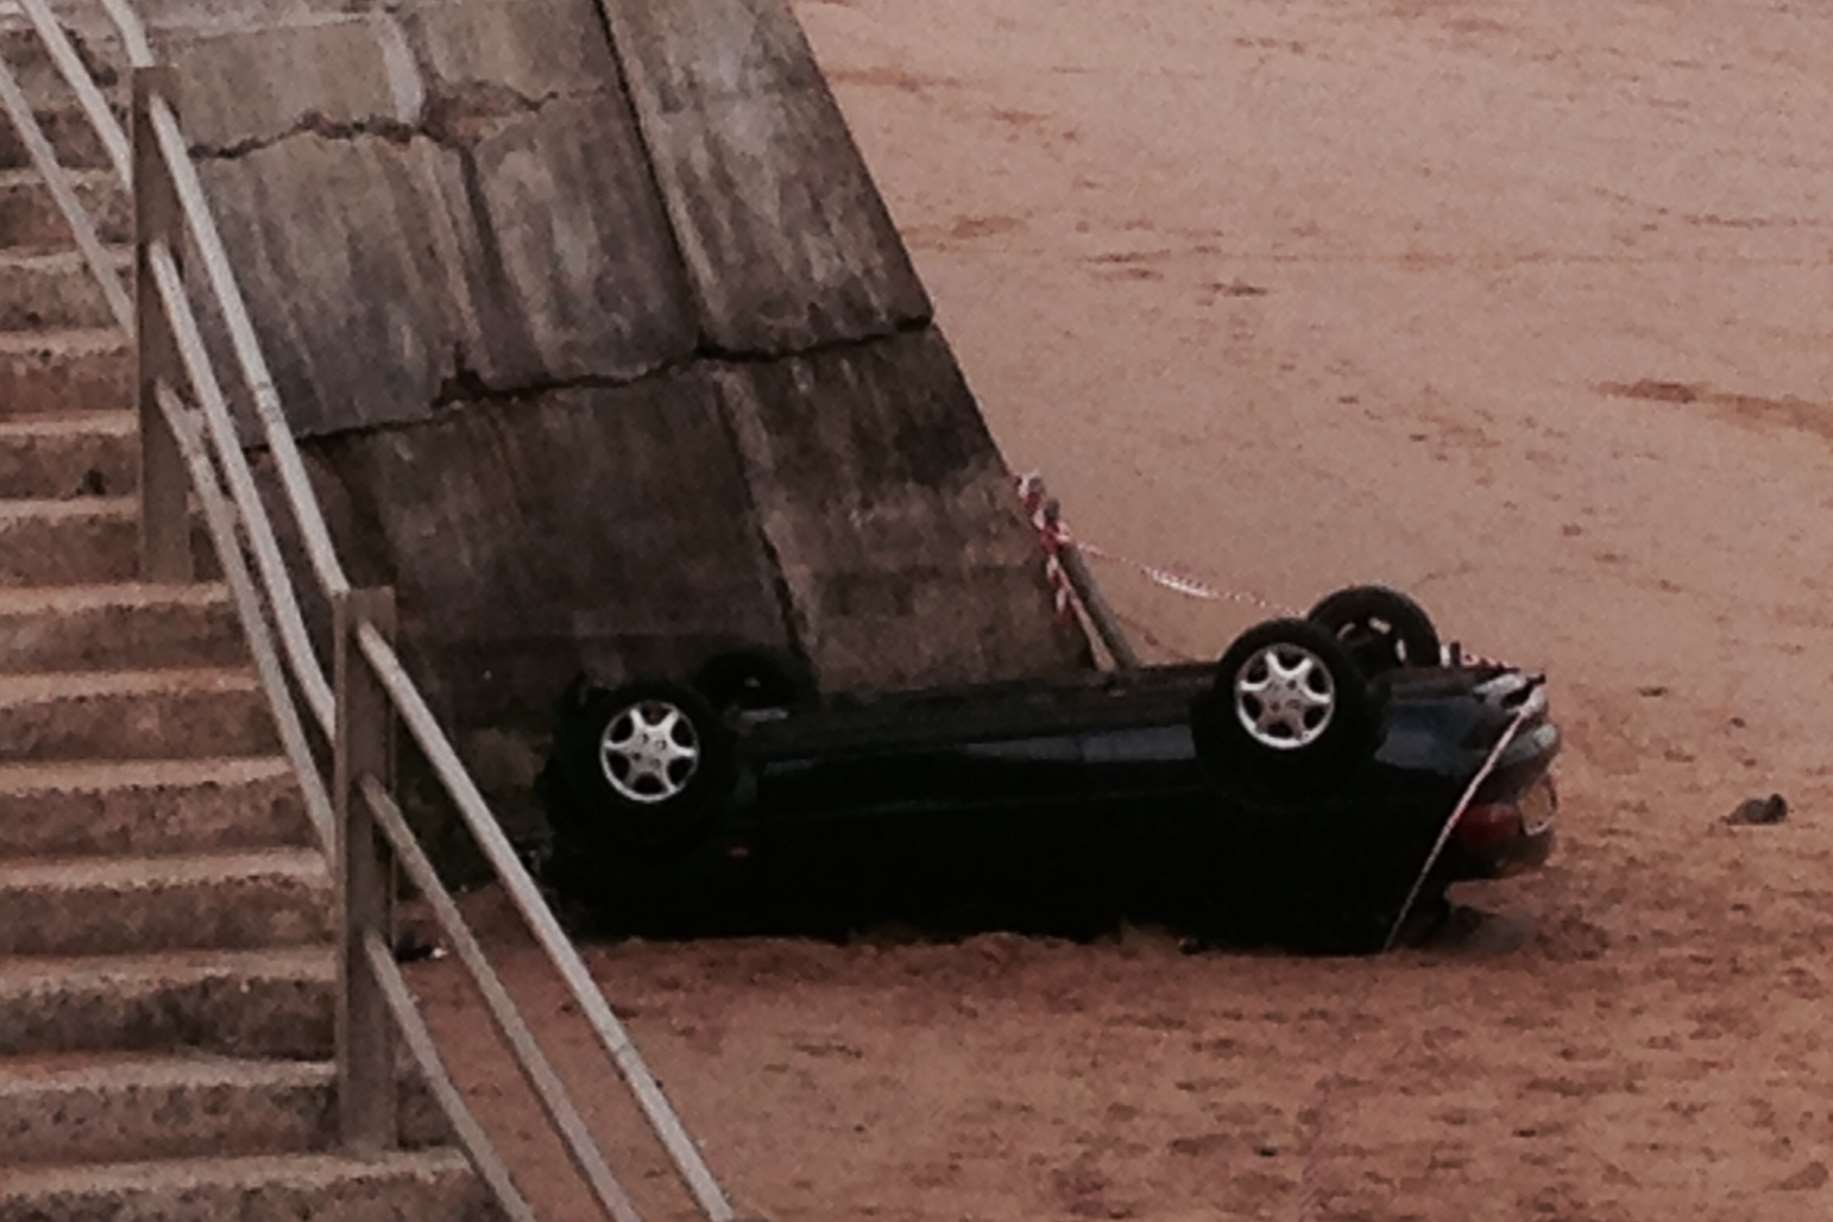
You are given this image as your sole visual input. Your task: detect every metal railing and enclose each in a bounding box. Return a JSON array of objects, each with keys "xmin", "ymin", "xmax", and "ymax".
[{"xmin": 0, "ymin": 5, "xmax": 734, "ymax": 1219}]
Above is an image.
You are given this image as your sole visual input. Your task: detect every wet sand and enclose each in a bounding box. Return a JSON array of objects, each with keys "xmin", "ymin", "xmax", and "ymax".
[{"xmin": 415, "ymin": 3, "xmax": 1833, "ymax": 1217}]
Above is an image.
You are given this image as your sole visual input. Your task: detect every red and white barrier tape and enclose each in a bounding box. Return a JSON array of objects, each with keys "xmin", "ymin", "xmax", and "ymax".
[
  {"xmin": 1074, "ymin": 540, "xmax": 1296, "ymax": 616},
  {"xmin": 1016, "ymin": 473, "xmax": 1077, "ymax": 622},
  {"xmin": 1015, "ymin": 471, "xmax": 1521, "ymax": 671}
]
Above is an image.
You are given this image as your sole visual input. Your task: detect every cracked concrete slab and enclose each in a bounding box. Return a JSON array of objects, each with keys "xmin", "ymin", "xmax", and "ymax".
[
  {"xmin": 166, "ymin": 15, "xmax": 423, "ymax": 156},
  {"xmin": 190, "ymin": 98, "xmax": 692, "ymax": 435},
  {"xmin": 192, "ymin": 135, "xmax": 476, "ymax": 436},
  {"xmin": 155, "ymin": 0, "xmax": 1083, "ymax": 823},
  {"xmin": 304, "ymin": 373, "xmax": 792, "ymax": 728},
  {"xmin": 398, "ymin": 0, "xmax": 618, "ymax": 103},
  {"xmin": 457, "ymin": 94, "xmax": 697, "ymax": 390},
  {"xmin": 606, "ymin": 0, "xmax": 932, "ymax": 351},
  {"xmin": 714, "ymin": 329, "xmax": 1083, "ymax": 691}
]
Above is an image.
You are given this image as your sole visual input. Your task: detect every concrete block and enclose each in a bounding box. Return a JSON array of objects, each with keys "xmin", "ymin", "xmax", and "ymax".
[
  {"xmin": 606, "ymin": 0, "xmax": 930, "ymax": 351},
  {"xmin": 308, "ymin": 374, "xmax": 790, "ymax": 728},
  {"xmin": 400, "ymin": 0, "xmax": 614, "ymax": 101},
  {"xmin": 714, "ymin": 328, "xmax": 1083, "ymax": 690},
  {"xmin": 186, "ymin": 57, "xmax": 693, "ymax": 438},
  {"xmin": 165, "ymin": 14, "xmax": 423, "ymax": 154},
  {"xmin": 187, "ymin": 137, "xmax": 466, "ymax": 440}
]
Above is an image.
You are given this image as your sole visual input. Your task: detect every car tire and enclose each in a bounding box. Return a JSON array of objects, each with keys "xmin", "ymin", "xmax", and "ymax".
[
  {"xmin": 1193, "ymin": 617, "xmax": 1374, "ymax": 797},
  {"xmin": 1307, "ymin": 585, "xmax": 1441, "ymax": 675},
  {"xmin": 549, "ymin": 680, "xmax": 738, "ymax": 857},
  {"xmin": 693, "ymin": 647, "xmax": 816, "ymax": 720}
]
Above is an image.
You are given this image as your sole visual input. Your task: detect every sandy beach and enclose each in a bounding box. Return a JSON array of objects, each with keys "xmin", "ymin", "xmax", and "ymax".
[{"xmin": 414, "ymin": 3, "xmax": 1833, "ymax": 1217}]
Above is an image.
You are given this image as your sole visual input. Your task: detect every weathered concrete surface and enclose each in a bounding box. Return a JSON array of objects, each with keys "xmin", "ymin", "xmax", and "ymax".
[
  {"xmin": 606, "ymin": 0, "xmax": 932, "ymax": 350},
  {"xmin": 0, "ymin": 168, "xmax": 129, "ymax": 250},
  {"xmin": 0, "ymin": 1147, "xmax": 500, "ymax": 1222},
  {"xmin": 0, "ymin": 757, "xmax": 309, "ymax": 858},
  {"xmin": 0, "ymin": 582, "xmax": 243, "ymax": 673},
  {"xmin": 0, "ymin": 947, "xmax": 334, "ymax": 1058},
  {"xmin": 0, "ymin": 412, "xmax": 136, "ymax": 498},
  {"xmin": 0, "ymin": 667, "xmax": 279, "ymax": 762},
  {"xmin": 299, "ymin": 371, "xmax": 793, "ymax": 726},
  {"xmin": 0, "ymin": 497, "xmax": 139, "ymax": 584},
  {"xmin": 0, "ymin": 1056, "xmax": 450, "ymax": 1167},
  {"xmin": 716, "ymin": 329, "xmax": 1085, "ymax": 690},
  {"xmin": 0, "ymin": 106, "xmax": 113, "ymax": 173},
  {"xmin": 0, "ymin": 497, "xmax": 212, "ymax": 586},
  {"xmin": 0, "ymin": 848, "xmax": 331, "ymax": 956},
  {"xmin": 173, "ymin": 7, "xmax": 695, "ymax": 438},
  {"xmin": 0, "ymin": 250, "xmax": 127, "ymax": 330},
  {"xmin": 0, "ymin": 327, "xmax": 132, "ymax": 418},
  {"xmin": 161, "ymin": 0, "xmax": 1085, "ymax": 835}
]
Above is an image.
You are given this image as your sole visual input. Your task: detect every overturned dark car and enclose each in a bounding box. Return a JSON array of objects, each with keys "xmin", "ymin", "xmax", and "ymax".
[{"xmin": 537, "ymin": 586, "xmax": 1559, "ymax": 952}]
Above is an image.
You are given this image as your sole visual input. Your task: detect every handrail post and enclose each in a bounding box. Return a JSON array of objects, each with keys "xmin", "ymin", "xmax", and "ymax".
[
  {"xmin": 335, "ymin": 586, "xmax": 399, "ymax": 1150},
  {"xmin": 132, "ymin": 66, "xmax": 192, "ymax": 581}
]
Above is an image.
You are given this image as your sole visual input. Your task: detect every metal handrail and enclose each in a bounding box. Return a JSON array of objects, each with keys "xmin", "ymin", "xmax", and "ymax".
[
  {"xmin": 16, "ymin": 0, "xmax": 130, "ymax": 185},
  {"xmin": 362, "ymin": 776, "xmax": 644, "ymax": 1222},
  {"xmin": 146, "ymin": 239, "xmax": 335, "ymax": 729},
  {"xmin": 0, "ymin": 46, "xmax": 130, "ymax": 329},
  {"xmin": 357, "ymin": 625, "xmax": 735, "ymax": 1218},
  {"xmin": 93, "ymin": 0, "xmax": 150, "ymax": 63},
  {"xmin": 152, "ymin": 381, "xmax": 336, "ymax": 854},
  {"xmin": 364, "ymin": 931, "xmax": 539, "ymax": 1222},
  {"xmin": 0, "ymin": 4, "xmax": 736, "ymax": 1220},
  {"xmin": 147, "ymin": 94, "xmax": 351, "ymax": 599}
]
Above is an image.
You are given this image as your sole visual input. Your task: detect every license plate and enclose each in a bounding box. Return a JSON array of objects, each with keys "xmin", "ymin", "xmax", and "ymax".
[{"xmin": 1520, "ymin": 776, "xmax": 1558, "ymax": 836}]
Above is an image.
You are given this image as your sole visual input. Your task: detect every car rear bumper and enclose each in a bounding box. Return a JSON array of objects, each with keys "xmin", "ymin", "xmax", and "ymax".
[{"xmin": 1444, "ymin": 772, "xmax": 1559, "ymax": 880}]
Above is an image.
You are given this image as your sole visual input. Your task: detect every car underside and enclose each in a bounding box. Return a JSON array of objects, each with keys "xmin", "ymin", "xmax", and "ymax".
[{"xmin": 537, "ymin": 586, "xmax": 1560, "ymax": 953}]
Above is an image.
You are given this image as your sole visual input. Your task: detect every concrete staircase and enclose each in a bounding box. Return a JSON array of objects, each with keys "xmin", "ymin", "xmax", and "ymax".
[{"xmin": 0, "ymin": 24, "xmax": 498, "ymax": 1221}]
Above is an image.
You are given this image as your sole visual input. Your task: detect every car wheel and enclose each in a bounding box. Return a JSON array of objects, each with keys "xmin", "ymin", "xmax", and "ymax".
[
  {"xmin": 1307, "ymin": 585, "xmax": 1441, "ymax": 675},
  {"xmin": 550, "ymin": 680, "xmax": 738, "ymax": 856},
  {"xmin": 1193, "ymin": 617, "xmax": 1374, "ymax": 796},
  {"xmin": 693, "ymin": 647, "xmax": 816, "ymax": 721}
]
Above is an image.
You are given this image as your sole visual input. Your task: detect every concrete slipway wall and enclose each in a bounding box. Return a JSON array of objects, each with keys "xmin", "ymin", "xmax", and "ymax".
[{"xmin": 133, "ymin": 0, "xmax": 1084, "ymax": 842}]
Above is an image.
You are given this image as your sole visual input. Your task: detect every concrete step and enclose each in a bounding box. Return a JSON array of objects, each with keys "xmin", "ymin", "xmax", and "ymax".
[
  {"xmin": 0, "ymin": 847, "xmax": 331, "ymax": 956},
  {"xmin": 0, "ymin": 667, "xmax": 277, "ymax": 763},
  {"xmin": 0, "ymin": 756, "xmax": 309, "ymax": 858},
  {"xmin": 0, "ymin": 946, "xmax": 333, "ymax": 1057},
  {"xmin": 0, "ymin": 327, "xmax": 132, "ymax": 419},
  {"xmin": 0, "ymin": 1150, "xmax": 498, "ymax": 1216},
  {"xmin": 0, "ymin": 166, "xmax": 129, "ymax": 251},
  {"xmin": 0, "ymin": 411, "xmax": 135, "ymax": 498},
  {"xmin": 0, "ymin": 1052, "xmax": 451, "ymax": 1167},
  {"xmin": 0, "ymin": 1148, "xmax": 498, "ymax": 1222},
  {"xmin": 0, "ymin": 247, "xmax": 129, "ymax": 329},
  {"xmin": 0, "ymin": 104, "xmax": 116, "ymax": 173},
  {"xmin": 0, "ymin": 497, "xmax": 217, "ymax": 585},
  {"xmin": 0, "ymin": 582, "xmax": 243, "ymax": 672},
  {"xmin": 0, "ymin": 25, "xmax": 125, "ymax": 105},
  {"xmin": 0, "ymin": 496, "xmax": 136, "ymax": 583},
  {"xmin": 0, "ymin": 754, "xmax": 311, "ymax": 856}
]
